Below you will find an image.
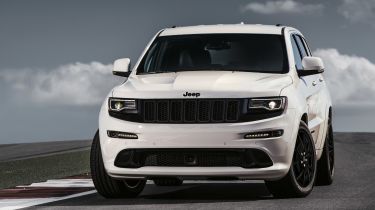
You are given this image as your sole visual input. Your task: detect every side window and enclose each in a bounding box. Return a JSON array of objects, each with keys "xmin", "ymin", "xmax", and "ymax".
[
  {"xmin": 291, "ymin": 35, "xmax": 303, "ymax": 70},
  {"xmin": 301, "ymin": 37, "xmax": 312, "ymax": 56},
  {"xmin": 294, "ymin": 35, "xmax": 308, "ymax": 58},
  {"xmin": 143, "ymin": 43, "xmax": 160, "ymax": 72}
]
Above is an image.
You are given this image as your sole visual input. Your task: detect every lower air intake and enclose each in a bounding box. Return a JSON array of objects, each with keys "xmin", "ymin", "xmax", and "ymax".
[{"xmin": 114, "ymin": 149, "xmax": 273, "ymax": 169}]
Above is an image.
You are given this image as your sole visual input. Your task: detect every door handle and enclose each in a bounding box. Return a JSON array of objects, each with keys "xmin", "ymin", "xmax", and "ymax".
[{"xmin": 312, "ymin": 81, "xmax": 317, "ymax": 86}]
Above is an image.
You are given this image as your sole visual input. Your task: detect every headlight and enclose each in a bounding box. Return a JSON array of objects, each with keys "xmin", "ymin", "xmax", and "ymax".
[
  {"xmin": 248, "ymin": 97, "xmax": 286, "ymax": 111},
  {"xmin": 109, "ymin": 98, "xmax": 137, "ymax": 112}
]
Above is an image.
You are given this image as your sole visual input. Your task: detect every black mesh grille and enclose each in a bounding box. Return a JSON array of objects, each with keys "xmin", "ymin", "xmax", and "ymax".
[
  {"xmin": 157, "ymin": 101, "xmax": 169, "ymax": 122},
  {"xmin": 212, "ymin": 100, "xmax": 225, "ymax": 122},
  {"xmin": 198, "ymin": 100, "xmax": 210, "ymax": 122},
  {"xmin": 226, "ymin": 100, "xmax": 240, "ymax": 121},
  {"xmin": 170, "ymin": 100, "xmax": 183, "ymax": 122},
  {"xmin": 144, "ymin": 101, "xmax": 155, "ymax": 122},
  {"xmin": 141, "ymin": 99, "xmax": 240, "ymax": 123},
  {"xmin": 115, "ymin": 149, "xmax": 273, "ymax": 169},
  {"xmin": 184, "ymin": 100, "xmax": 197, "ymax": 122}
]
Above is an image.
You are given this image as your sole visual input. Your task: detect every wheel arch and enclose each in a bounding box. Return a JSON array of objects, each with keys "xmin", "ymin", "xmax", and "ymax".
[
  {"xmin": 301, "ymin": 113, "xmax": 308, "ymax": 125},
  {"xmin": 329, "ymin": 106, "xmax": 332, "ymax": 121}
]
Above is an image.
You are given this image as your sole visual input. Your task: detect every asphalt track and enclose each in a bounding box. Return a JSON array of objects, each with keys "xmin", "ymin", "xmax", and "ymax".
[
  {"xmin": 0, "ymin": 140, "xmax": 91, "ymax": 162},
  {"xmin": 0, "ymin": 140, "xmax": 91, "ymax": 189},
  {"xmin": 22, "ymin": 132, "xmax": 374, "ymax": 210}
]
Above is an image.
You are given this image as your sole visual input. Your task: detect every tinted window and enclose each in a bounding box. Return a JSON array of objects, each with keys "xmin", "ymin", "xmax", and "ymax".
[
  {"xmin": 295, "ymin": 35, "xmax": 308, "ymax": 58},
  {"xmin": 143, "ymin": 43, "xmax": 159, "ymax": 71},
  {"xmin": 291, "ymin": 35, "xmax": 303, "ymax": 70},
  {"xmin": 301, "ymin": 37, "xmax": 312, "ymax": 55},
  {"xmin": 137, "ymin": 34, "xmax": 288, "ymax": 74}
]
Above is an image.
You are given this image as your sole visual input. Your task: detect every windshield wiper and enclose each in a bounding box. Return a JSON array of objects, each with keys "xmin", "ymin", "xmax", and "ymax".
[
  {"xmin": 138, "ymin": 71, "xmax": 177, "ymax": 75},
  {"xmin": 138, "ymin": 69, "xmax": 266, "ymax": 74}
]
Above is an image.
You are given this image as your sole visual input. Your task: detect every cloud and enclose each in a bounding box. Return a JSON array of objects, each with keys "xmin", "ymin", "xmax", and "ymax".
[
  {"xmin": 1, "ymin": 49, "xmax": 375, "ymax": 107},
  {"xmin": 0, "ymin": 62, "xmax": 123, "ymax": 106},
  {"xmin": 242, "ymin": 0, "xmax": 324, "ymax": 14},
  {"xmin": 314, "ymin": 48, "xmax": 375, "ymax": 105},
  {"xmin": 338, "ymin": 0, "xmax": 375, "ymax": 24}
]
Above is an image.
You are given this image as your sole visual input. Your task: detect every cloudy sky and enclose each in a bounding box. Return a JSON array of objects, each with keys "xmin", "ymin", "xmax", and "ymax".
[{"xmin": 1, "ymin": 0, "xmax": 375, "ymax": 144}]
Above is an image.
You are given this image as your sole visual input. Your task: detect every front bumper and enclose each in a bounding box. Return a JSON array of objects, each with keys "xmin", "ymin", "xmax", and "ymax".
[{"xmin": 99, "ymin": 107, "xmax": 299, "ymax": 181}]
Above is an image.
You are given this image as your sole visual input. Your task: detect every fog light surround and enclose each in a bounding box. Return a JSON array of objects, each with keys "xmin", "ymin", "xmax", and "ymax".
[
  {"xmin": 107, "ymin": 130, "xmax": 138, "ymax": 139},
  {"xmin": 244, "ymin": 129, "xmax": 284, "ymax": 139}
]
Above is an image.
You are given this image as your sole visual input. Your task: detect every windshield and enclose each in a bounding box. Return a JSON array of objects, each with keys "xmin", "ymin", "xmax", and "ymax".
[{"xmin": 137, "ymin": 34, "xmax": 288, "ymax": 74}]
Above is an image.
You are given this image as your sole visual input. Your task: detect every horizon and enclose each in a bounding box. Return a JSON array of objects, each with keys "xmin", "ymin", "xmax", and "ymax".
[{"xmin": 1, "ymin": 0, "xmax": 375, "ymax": 144}]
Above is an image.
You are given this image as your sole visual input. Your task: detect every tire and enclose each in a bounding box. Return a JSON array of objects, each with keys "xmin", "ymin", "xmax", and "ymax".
[
  {"xmin": 90, "ymin": 130, "xmax": 146, "ymax": 198},
  {"xmin": 316, "ymin": 112, "xmax": 334, "ymax": 186},
  {"xmin": 265, "ymin": 121, "xmax": 317, "ymax": 198},
  {"xmin": 153, "ymin": 178, "xmax": 183, "ymax": 186}
]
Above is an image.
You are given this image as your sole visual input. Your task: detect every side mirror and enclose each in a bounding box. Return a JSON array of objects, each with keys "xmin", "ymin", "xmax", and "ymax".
[
  {"xmin": 113, "ymin": 58, "xmax": 131, "ymax": 77},
  {"xmin": 298, "ymin": 57, "xmax": 324, "ymax": 77}
]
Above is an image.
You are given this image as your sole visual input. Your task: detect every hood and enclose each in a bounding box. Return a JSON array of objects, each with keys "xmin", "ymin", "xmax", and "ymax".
[{"xmin": 112, "ymin": 71, "xmax": 293, "ymax": 98}]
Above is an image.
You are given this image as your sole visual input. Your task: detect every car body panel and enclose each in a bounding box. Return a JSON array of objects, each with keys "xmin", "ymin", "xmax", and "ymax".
[
  {"xmin": 98, "ymin": 24, "xmax": 332, "ymax": 180},
  {"xmin": 112, "ymin": 71, "xmax": 293, "ymax": 99}
]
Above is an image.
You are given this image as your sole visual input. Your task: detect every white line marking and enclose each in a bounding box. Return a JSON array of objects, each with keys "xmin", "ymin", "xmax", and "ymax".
[
  {"xmin": 17, "ymin": 179, "xmax": 94, "ymax": 188},
  {"xmin": 0, "ymin": 190, "xmax": 96, "ymax": 210},
  {"xmin": 0, "ymin": 179, "xmax": 263, "ymax": 209},
  {"xmin": 15, "ymin": 179, "xmax": 261, "ymax": 189}
]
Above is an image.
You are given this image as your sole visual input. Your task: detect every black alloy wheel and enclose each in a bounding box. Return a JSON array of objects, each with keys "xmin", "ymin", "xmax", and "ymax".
[
  {"xmin": 293, "ymin": 128, "xmax": 316, "ymax": 187},
  {"xmin": 316, "ymin": 110, "xmax": 334, "ymax": 185},
  {"xmin": 265, "ymin": 121, "xmax": 316, "ymax": 197}
]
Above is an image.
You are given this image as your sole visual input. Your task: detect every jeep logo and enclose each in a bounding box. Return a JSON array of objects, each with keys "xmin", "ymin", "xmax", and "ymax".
[{"xmin": 183, "ymin": 92, "xmax": 200, "ymax": 97}]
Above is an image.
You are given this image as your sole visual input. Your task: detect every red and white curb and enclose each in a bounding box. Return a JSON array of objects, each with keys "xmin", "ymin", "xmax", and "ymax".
[
  {"xmin": 0, "ymin": 176, "xmax": 95, "ymax": 210},
  {"xmin": 0, "ymin": 177, "xmax": 262, "ymax": 209}
]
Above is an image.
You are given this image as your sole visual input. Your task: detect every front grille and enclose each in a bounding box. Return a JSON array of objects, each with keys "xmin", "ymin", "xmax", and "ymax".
[
  {"xmin": 114, "ymin": 149, "xmax": 273, "ymax": 169},
  {"xmin": 141, "ymin": 99, "xmax": 240, "ymax": 123},
  {"xmin": 108, "ymin": 98, "xmax": 285, "ymax": 123}
]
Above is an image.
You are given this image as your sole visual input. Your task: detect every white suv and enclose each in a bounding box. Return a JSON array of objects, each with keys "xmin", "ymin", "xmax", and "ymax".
[{"xmin": 90, "ymin": 24, "xmax": 334, "ymax": 198}]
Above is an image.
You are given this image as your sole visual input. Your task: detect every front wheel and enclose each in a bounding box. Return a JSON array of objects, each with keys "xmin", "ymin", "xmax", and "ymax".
[
  {"xmin": 265, "ymin": 121, "xmax": 317, "ymax": 198},
  {"xmin": 90, "ymin": 130, "xmax": 146, "ymax": 198}
]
